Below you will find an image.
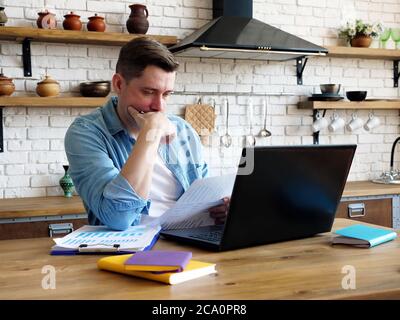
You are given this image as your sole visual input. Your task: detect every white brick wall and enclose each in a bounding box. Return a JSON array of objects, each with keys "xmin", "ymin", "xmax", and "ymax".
[{"xmin": 0, "ymin": 0, "xmax": 399, "ymax": 198}]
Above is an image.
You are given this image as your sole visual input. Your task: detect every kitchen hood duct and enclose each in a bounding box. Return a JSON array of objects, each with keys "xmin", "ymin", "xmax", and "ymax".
[{"xmin": 169, "ymin": 0, "xmax": 328, "ymax": 61}]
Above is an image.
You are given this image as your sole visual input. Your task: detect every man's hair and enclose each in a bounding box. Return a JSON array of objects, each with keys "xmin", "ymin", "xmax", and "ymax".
[{"xmin": 116, "ymin": 37, "xmax": 179, "ymax": 82}]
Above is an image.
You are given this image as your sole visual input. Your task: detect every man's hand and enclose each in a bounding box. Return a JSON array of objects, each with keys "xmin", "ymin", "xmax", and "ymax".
[
  {"xmin": 209, "ymin": 197, "xmax": 230, "ymax": 225},
  {"xmin": 128, "ymin": 106, "xmax": 176, "ymax": 143}
]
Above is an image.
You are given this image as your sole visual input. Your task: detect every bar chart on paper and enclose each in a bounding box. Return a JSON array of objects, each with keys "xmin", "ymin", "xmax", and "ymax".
[
  {"xmin": 53, "ymin": 225, "xmax": 161, "ymax": 250},
  {"xmin": 62, "ymin": 228, "xmax": 147, "ymax": 245}
]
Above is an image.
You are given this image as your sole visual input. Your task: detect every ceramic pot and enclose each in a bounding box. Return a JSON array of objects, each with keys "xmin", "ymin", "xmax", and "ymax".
[
  {"xmin": 87, "ymin": 13, "xmax": 106, "ymax": 32},
  {"xmin": 36, "ymin": 10, "xmax": 57, "ymax": 29},
  {"xmin": 0, "ymin": 70, "xmax": 15, "ymax": 96},
  {"xmin": 126, "ymin": 4, "xmax": 149, "ymax": 34},
  {"xmin": 350, "ymin": 35, "xmax": 372, "ymax": 48},
  {"xmin": 63, "ymin": 12, "xmax": 82, "ymax": 31},
  {"xmin": 0, "ymin": 7, "xmax": 8, "ymax": 26},
  {"xmin": 79, "ymin": 81, "xmax": 111, "ymax": 97},
  {"xmin": 59, "ymin": 165, "xmax": 74, "ymax": 198},
  {"xmin": 36, "ymin": 75, "xmax": 60, "ymax": 97}
]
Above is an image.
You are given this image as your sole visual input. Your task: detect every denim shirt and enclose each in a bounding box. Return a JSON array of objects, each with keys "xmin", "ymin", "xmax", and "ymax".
[{"xmin": 65, "ymin": 96, "xmax": 208, "ymax": 230}]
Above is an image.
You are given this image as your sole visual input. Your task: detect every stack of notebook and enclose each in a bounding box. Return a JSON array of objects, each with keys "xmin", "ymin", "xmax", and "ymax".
[
  {"xmin": 332, "ymin": 224, "xmax": 397, "ymax": 248},
  {"xmin": 97, "ymin": 250, "xmax": 217, "ymax": 285}
]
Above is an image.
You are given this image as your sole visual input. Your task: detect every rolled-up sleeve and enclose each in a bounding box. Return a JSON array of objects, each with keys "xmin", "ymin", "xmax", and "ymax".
[
  {"xmin": 65, "ymin": 119, "xmax": 151, "ymax": 230},
  {"xmin": 183, "ymin": 122, "xmax": 209, "ymax": 179}
]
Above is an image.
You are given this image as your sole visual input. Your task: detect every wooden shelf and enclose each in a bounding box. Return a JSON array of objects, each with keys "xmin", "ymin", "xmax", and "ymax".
[
  {"xmin": 0, "ymin": 26, "xmax": 177, "ymax": 46},
  {"xmin": 343, "ymin": 181, "xmax": 400, "ymax": 198},
  {"xmin": 0, "ymin": 96, "xmax": 107, "ymax": 107},
  {"xmin": 298, "ymin": 100, "xmax": 400, "ymax": 110},
  {"xmin": 0, "ymin": 196, "xmax": 85, "ymax": 219},
  {"xmin": 326, "ymin": 46, "xmax": 400, "ymax": 60},
  {"xmin": 1, "ymin": 182, "xmax": 397, "ymax": 219}
]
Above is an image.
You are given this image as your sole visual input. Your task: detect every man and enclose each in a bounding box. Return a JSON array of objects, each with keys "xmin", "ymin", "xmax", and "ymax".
[{"xmin": 65, "ymin": 37, "xmax": 228, "ymax": 230}]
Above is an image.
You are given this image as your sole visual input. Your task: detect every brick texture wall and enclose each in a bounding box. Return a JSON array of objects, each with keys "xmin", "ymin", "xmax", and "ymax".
[{"xmin": 0, "ymin": 0, "xmax": 399, "ymax": 198}]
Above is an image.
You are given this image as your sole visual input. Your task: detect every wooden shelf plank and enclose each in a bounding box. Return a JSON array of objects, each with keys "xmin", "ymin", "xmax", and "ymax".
[
  {"xmin": 343, "ymin": 181, "xmax": 400, "ymax": 198},
  {"xmin": 326, "ymin": 46, "xmax": 400, "ymax": 60},
  {"xmin": 0, "ymin": 181, "xmax": 397, "ymax": 219},
  {"xmin": 0, "ymin": 196, "xmax": 85, "ymax": 219},
  {"xmin": 298, "ymin": 100, "xmax": 400, "ymax": 110},
  {"xmin": 0, "ymin": 26, "xmax": 177, "ymax": 46},
  {"xmin": 0, "ymin": 96, "xmax": 107, "ymax": 107}
]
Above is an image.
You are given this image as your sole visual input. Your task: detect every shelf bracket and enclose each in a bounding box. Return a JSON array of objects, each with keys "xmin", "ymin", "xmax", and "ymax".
[
  {"xmin": 0, "ymin": 107, "xmax": 3, "ymax": 153},
  {"xmin": 22, "ymin": 38, "xmax": 32, "ymax": 77},
  {"xmin": 296, "ymin": 57, "xmax": 308, "ymax": 85},
  {"xmin": 394, "ymin": 60, "xmax": 400, "ymax": 88}
]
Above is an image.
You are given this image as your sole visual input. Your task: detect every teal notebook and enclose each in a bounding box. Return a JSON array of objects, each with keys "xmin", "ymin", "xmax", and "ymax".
[{"xmin": 332, "ymin": 224, "xmax": 397, "ymax": 248}]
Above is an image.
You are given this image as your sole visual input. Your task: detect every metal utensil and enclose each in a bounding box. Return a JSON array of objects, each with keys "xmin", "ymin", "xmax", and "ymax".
[
  {"xmin": 259, "ymin": 98, "xmax": 271, "ymax": 137},
  {"xmin": 220, "ymin": 99, "xmax": 232, "ymax": 148},
  {"xmin": 245, "ymin": 98, "xmax": 256, "ymax": 147}
]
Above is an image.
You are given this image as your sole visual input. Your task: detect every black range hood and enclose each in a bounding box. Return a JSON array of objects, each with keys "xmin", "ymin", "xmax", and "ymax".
[{"xmin": 169, "ymin": 0, "xmax": 328, "ymax": 61}]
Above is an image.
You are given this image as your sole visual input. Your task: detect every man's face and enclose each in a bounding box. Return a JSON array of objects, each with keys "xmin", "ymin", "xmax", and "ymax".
[{"xmin": 113, "ymin": 65, "xmax": 176, "ymax": 127}]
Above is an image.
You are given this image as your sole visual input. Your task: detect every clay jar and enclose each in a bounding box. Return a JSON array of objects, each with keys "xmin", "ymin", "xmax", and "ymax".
[
  {"xmin": 63, "ymin": 12, "xmax": 82, "ymax": 31},
  {"xmin": 37, "ymin": 10, "xmax": 57, "ymax": 29},
  {"xmin": 36, "ymin": 75, "xmax": 60, "ymax": 97},
  {"xmin": 350, "ymin": 35, "xmax": 372, "ymax": 48},
  {"xmin": 87, "ymin": 13, "xmax": 106, "ymax": 32},
  {"xmin": 126, "ymin": 4, "xmax": 149, "ymax": 34},
  {"xmin": 0, "ymin": 70, "xmax": 15, "ymax": 96}
]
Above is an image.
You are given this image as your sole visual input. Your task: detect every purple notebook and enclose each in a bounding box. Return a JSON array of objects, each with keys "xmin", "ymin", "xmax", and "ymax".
[{"xmin": 124, "ymin": 250, "xmax": 192, "ymax": 272}]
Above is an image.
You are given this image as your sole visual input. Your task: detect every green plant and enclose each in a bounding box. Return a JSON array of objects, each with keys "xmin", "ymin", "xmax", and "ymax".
[{"xmin": 339, "ymin": 19, "xmax": 383, "ymax": 42}]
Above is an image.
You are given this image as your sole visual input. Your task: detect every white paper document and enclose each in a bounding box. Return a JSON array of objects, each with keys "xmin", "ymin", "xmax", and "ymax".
[
  {"xmin": 158, "ymin": 174, "xmax": 236, "ymax": 230},
  {"xmin": 52, "ymin": 224, "xmax": 161, "ymax": 252}
]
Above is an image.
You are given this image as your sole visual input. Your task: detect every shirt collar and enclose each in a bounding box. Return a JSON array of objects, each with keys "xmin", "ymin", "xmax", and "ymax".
[{"xmin": 102, "ymin": 96, "xmax": 127, "ymax": 135}]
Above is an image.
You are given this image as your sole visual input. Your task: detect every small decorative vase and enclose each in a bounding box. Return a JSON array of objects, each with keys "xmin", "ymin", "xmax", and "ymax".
[
  {"xmin": 36, "ymin": 75, "xmax": 60, "ymax": 97},
  {"xmin": 350, "ymin": 35, "xmax": 372, "ymax": 48},
  {"xmin": 0, "ymin": 7, "xmax": 8, "ymax": 26},
  {"xmin": 87, "ymin": 13, "xmax": 106, "ymax": 32},
  {"xmin": 36, "ymin": 10, "xmax": 57, "ymax": 29},
  {"xmin": 59, "ymin": 165, "xmax": 74, "ymax": 198},
  {"xmin": 126, "ymin": 4, "xmax": 149, "ymax": 34},
  {"xmin": 0, "ymin": 69, "xmax": 15, "ymax": 96},
  {"xmin": 63, "ymin": 11, "xmax": 82, "ymax": 31}
]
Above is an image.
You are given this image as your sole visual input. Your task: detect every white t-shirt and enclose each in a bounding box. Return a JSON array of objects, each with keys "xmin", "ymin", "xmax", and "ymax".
[{"xmin": 147, "ymin": 154, "xmax": 183, "ymax": 217}]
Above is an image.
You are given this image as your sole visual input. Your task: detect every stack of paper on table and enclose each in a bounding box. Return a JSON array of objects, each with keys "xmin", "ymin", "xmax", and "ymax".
[
  {"xmin": 50, "ymin": 224, "xmax": 161, "ymax": 255},
  {"xmin": 97, "ymin": 251, "xmax": 216, "ymax": 285},
  {"xmin": 51, "ymin": 174, "xmax": 235, "ymax": 255}
]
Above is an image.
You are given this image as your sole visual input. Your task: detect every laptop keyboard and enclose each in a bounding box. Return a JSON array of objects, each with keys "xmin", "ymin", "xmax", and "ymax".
[
  {"xmin": 188, "ymin": 229, "xmax": 223, "ymax": 243},
  {"xmin": 161, "ymin": 225, "xmax": 224, "ymax": 244}
]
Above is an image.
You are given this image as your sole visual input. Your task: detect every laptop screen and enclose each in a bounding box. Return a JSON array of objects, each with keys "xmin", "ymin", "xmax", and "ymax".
[{"xmin": 220, "ymin": 144, "xmax": 356, "ymax": 250}]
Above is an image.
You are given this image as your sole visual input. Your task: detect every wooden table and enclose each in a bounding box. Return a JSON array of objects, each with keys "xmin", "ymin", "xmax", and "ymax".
[{"xmin": 0, "ymin": 219, "xmax": 399, "ymax": 300}]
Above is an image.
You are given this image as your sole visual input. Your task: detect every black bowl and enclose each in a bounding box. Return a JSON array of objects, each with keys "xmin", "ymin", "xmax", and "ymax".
[
  {"xmin": 346, "ymin": 91, "xmax": 367, "ymax": 101},
  {"xmin": 79, "ymin": 81, "xmax": 111, "ymax": 97}
]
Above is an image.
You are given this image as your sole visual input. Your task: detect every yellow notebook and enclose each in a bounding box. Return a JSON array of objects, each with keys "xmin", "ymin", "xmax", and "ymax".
[{"xmin": 97, "ymin": 254, "xmax": 217, "ymax": 285}]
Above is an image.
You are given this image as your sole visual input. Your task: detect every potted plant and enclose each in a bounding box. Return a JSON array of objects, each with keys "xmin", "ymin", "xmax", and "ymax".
[{"xmin": 339, "ymin": 19, "xmax": 382, "ymax": 47}]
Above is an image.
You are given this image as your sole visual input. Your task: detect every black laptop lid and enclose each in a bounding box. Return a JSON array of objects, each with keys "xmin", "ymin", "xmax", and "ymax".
[{"xmin": 219, "ymin": 144, "xmax": 356, "ymax": 251}]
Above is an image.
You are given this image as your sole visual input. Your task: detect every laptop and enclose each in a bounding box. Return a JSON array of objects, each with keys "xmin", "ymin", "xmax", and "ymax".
[{"xmin": 160, "ymin": 145, "xmax": 356, "ymax": 251}]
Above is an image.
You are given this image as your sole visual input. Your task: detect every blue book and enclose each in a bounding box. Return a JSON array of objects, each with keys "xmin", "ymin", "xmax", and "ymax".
[{"xmin": 333, "ymin": 224, "xmax": 397, "ymax": 248}]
